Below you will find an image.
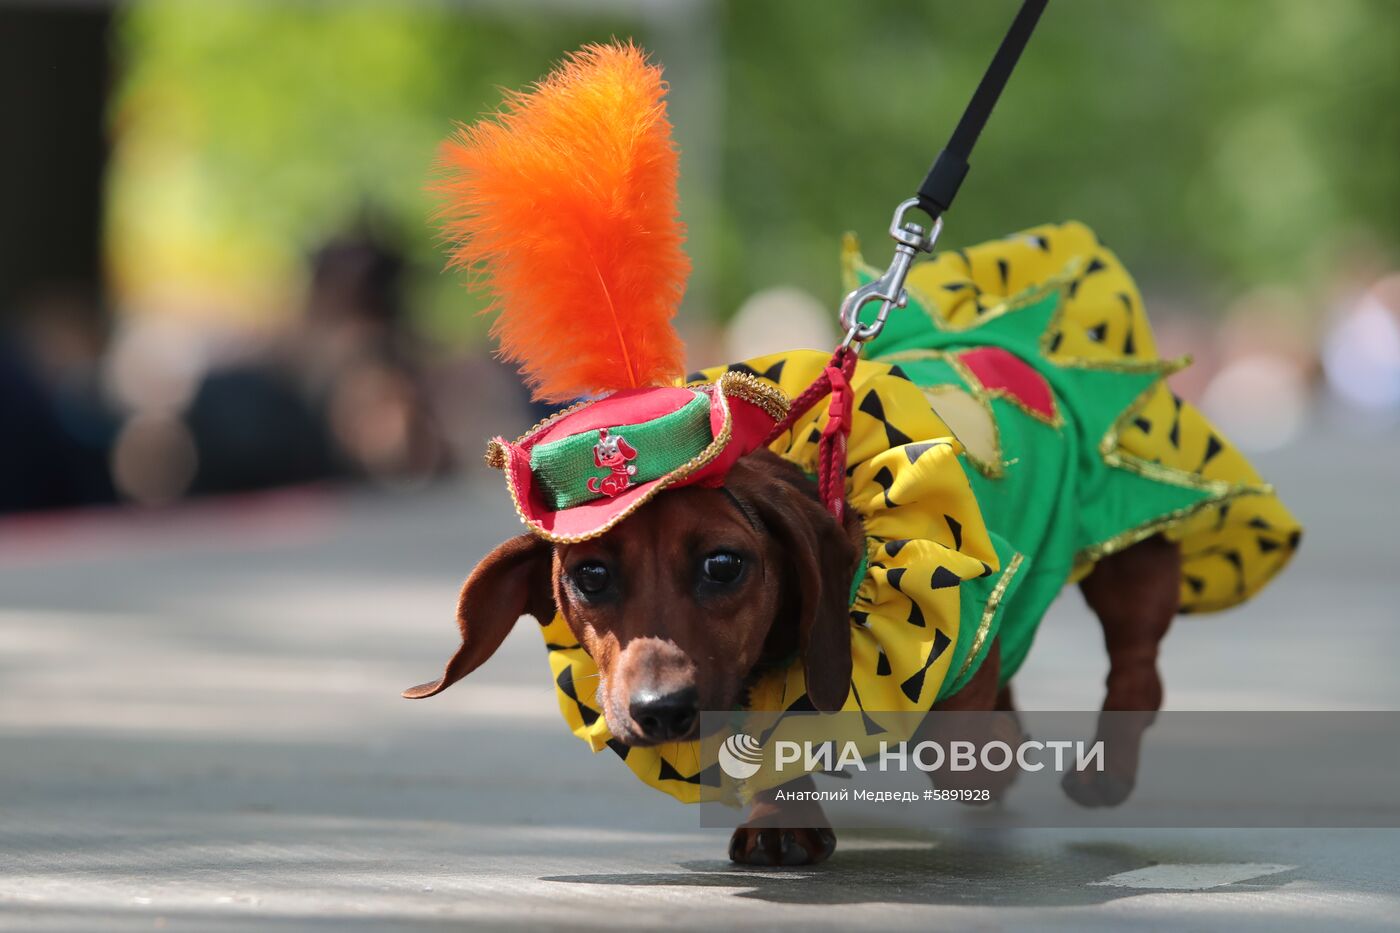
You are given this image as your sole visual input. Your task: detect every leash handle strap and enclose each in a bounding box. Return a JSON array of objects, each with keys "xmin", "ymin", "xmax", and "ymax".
[{"xmin": 916, "ymin": 0, "xmax": 1048, "ymax": 219}]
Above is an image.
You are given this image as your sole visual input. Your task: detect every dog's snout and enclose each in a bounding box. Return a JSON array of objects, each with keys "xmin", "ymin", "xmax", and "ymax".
[{"xmin": 628, "ymin": 687, "xmax": 698, "ymax": 741}]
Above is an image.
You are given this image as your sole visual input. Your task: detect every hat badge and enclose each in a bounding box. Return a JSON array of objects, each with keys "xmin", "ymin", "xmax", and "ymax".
[{"xmin": 587, "ymin": 429, "xmax": 639, "ymax": 498}]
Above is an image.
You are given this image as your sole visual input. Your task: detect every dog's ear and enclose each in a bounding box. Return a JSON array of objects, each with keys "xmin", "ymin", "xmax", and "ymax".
[
  {"xmin": 731, "ymin": 452, "xmax": 856, "ymax": 712},
  {"xmin": 403, "ymin": 534, "xmax": 555, "ymax": 699}
]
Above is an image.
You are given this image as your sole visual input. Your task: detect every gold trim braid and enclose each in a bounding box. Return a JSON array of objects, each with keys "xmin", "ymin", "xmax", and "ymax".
[
  {"xmin": 718, "ymin": 370, "xmax": 791, "ymax": 422},
  {"xmin": 955, "ymin": 552, "xmax": 1024, "ymax": 682}
]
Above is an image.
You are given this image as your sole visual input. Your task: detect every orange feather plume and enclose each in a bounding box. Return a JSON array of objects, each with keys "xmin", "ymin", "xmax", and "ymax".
[{"xmin": 434, "ymin": 42, "xmax": 689, "ymax": 403}]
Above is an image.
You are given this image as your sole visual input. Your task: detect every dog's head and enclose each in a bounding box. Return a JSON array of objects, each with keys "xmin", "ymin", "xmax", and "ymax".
[{"xmin": 404, "ymin": 448, "xmax": 860, "ymax": 745}]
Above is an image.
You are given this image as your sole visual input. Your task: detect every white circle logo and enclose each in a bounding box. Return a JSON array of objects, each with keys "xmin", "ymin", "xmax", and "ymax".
[{"xmin": 718, "ymin": 732, "xmax": 764, "ymax": 779}]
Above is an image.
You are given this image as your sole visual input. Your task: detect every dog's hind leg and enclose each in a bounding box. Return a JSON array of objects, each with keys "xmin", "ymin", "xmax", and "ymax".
[
  {"xmin": 1062, "ymin": 533, "xmax": 1181, "ymax": 807},
  {"xmin": 916, "ymin": 640, "xmax": 1023, "ymax": 802},
  {"xmin": 994, "ymin": 682, "xmax": 1025, "ymax": 761}
]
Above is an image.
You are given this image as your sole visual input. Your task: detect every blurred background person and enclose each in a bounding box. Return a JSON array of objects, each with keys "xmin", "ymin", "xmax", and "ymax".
[{"xmin": 176, "ymin": 224, "xmax": 451, "ymax": 499}]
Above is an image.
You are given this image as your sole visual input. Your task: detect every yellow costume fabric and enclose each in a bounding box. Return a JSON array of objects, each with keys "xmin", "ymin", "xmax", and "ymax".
[{"xmin": 538, "ymin": 220, "xmax": 1301, "ymax": 803}]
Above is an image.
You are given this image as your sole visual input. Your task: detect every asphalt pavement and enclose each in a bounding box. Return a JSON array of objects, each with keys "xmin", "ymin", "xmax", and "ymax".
[{"xmin": 2, "ymin": 418, "xmax": 1397, "ymax": 931}]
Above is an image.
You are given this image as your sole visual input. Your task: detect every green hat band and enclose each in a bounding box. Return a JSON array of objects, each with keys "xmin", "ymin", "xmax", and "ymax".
[{"xmin": 529, "ymin": 391, "xmax": 714, "ymax": 510}]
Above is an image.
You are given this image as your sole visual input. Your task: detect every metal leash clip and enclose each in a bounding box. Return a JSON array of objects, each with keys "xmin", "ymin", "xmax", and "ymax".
[{"xmin": 837, "ymin": 198, "xmax": 943, "ymax": 352}]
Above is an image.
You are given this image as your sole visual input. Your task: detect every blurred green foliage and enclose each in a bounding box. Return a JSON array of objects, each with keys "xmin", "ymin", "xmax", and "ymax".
[
  {"xmin": 113, "ymin": 0, "xmax": 1400, "ymax": 339},
  {"xmin": 722, "ymin": 0, "xmax": 1400, "ymax": 311}
]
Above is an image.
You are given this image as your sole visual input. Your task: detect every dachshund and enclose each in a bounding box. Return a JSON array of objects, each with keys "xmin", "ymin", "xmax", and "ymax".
[{"xmin": 403, "ymin": 446, "xmax": 1181, "ymax": 867}]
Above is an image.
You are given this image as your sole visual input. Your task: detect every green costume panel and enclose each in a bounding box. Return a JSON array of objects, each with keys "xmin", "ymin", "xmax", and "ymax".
[{"xmin": 858, "ymin": 220, "xmax": 1302, "ymax": 614}]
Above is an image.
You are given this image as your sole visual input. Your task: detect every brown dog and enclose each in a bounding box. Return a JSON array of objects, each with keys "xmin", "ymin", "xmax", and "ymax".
[{"xmin": 405, "ymin": 447, "xmax": 1181, "ymax": 866}]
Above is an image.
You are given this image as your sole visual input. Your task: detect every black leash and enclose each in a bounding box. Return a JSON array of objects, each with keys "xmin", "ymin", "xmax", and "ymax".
[
  {"xmin": 917, "ymin": 0, "xmax": 1049, "ymax": 221},
  {"xmin": 793, "ymin": 0, "xmax": 1050, "ymax": 522},
  {"xmin": 836, "ymin": 0, "xmax": 1048, "ymax": 352}
]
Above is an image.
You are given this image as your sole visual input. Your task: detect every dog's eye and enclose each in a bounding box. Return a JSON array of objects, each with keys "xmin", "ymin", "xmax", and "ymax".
[
  {"xmin": 572, "ymin": 562, "xmax": 611, "ymax": 596},
  {"xmin": 701, "ymin": 551, "xmax": 744, "ymax": 585}
]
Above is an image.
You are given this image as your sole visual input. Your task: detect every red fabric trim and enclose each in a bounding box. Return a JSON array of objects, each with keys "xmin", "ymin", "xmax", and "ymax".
[
  {"xmin": 957, "ymin": 346, "xmax": 1057, "ymax": 421},
  {"xmin": 526, "ymin": 387, "xmax": 697, "ymax": 447}
]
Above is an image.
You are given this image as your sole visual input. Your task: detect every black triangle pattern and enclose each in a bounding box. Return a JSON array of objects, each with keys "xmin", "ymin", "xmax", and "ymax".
[
  {"xmin": 1221, "ymin": 549, "xmax": 1245, "ymax": 595},
  {"xmin": 1167, "ymin": 394, "xmax": 1183, "ymax": 448},
  {"xmin": 784, "ymin": 693, "xmax": 817, "ymax": 715},
  {"xmin": 556, "ymin": 666, "xmax": 600, "ymax": 727},
  {"xmin": 1117, "ymin": 293, "xmax": 1137, "ymax": 355},
  {"xmin": 849, "ymin": 682, "xmax": 888, "ymax": 736},
  {"xmin": 556, "ymin": 665, "xmax": 579, "ymax": 700},
  {"xmin": 903, "ymin": 440, "xmax": 950, "ymax": 464},
  {"xmin": 606, "ymin": 738, "xmax": 631, "ymax": 760},
  {"xmin": 884, "ymin": 568, "xmax": 924, "ymax": 627},
  {"xmin": 726, "ymin": 359, "xmax": 786, "ymax": 383},
  {"xmin": 945, "ymin": 514, "xmax": 963, "ymax": 549},
  {"xmin": 1200, "ymin": 433, "xmax": 1224, "ymax": 469},
  {"xmin": 930, "ymin": 566, "xmax": 962, "ymax": 589},
  {"xmin": 899, "ymin": 629, "xmax": 952, "ymax": 703},
  {"xmin": 858, "ymin": 390, "xmax": 914, "ymax": 448},
  {"xmin": 871, "ymin": 466, "xmax": 897, "ymax": 508},
  {"xmin": 689, "ymin": 359, "xmax": 786, "ymax": 386},
  {"xmin": 657, "ymin": 757, "xmax": 720, "ymax": 786}
]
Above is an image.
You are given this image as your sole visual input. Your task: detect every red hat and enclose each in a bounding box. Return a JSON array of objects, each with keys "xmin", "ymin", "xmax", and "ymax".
[{"xmin": 485, "ymin": 373, "xmax": 787, "ymax": 542}]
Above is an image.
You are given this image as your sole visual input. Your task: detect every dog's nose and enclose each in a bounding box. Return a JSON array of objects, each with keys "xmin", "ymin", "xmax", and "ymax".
[{"xmin": 628, "ymin": 687, "xmax": 699, "ymax": 741}]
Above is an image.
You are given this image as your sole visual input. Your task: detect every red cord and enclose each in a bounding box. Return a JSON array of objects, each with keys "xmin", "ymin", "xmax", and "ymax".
[{"xmin": 764, "ymin": 347, "xmax": 858, "ymax": 522}]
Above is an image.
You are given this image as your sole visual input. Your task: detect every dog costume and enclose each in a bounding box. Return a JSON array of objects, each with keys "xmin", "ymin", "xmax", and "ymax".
[{"xmin": 423, "ymin": 44, "xmax": 1301, "ymax": 804}]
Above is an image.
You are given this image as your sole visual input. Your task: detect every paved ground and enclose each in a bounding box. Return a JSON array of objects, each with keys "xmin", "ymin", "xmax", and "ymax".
[{"xmin": 2, "ymin": 419, "xmax": 1397, "ymax": 931}]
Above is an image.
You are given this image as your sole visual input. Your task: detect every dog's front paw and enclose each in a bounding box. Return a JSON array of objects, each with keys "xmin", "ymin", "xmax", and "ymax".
[
  {"xmin": 728, "ymin": 826, "xmax": 836, "ymax": 867},
  {"xmin": 1061, "ymin": 768, "xmax": 1135, "ymax": 807}
]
